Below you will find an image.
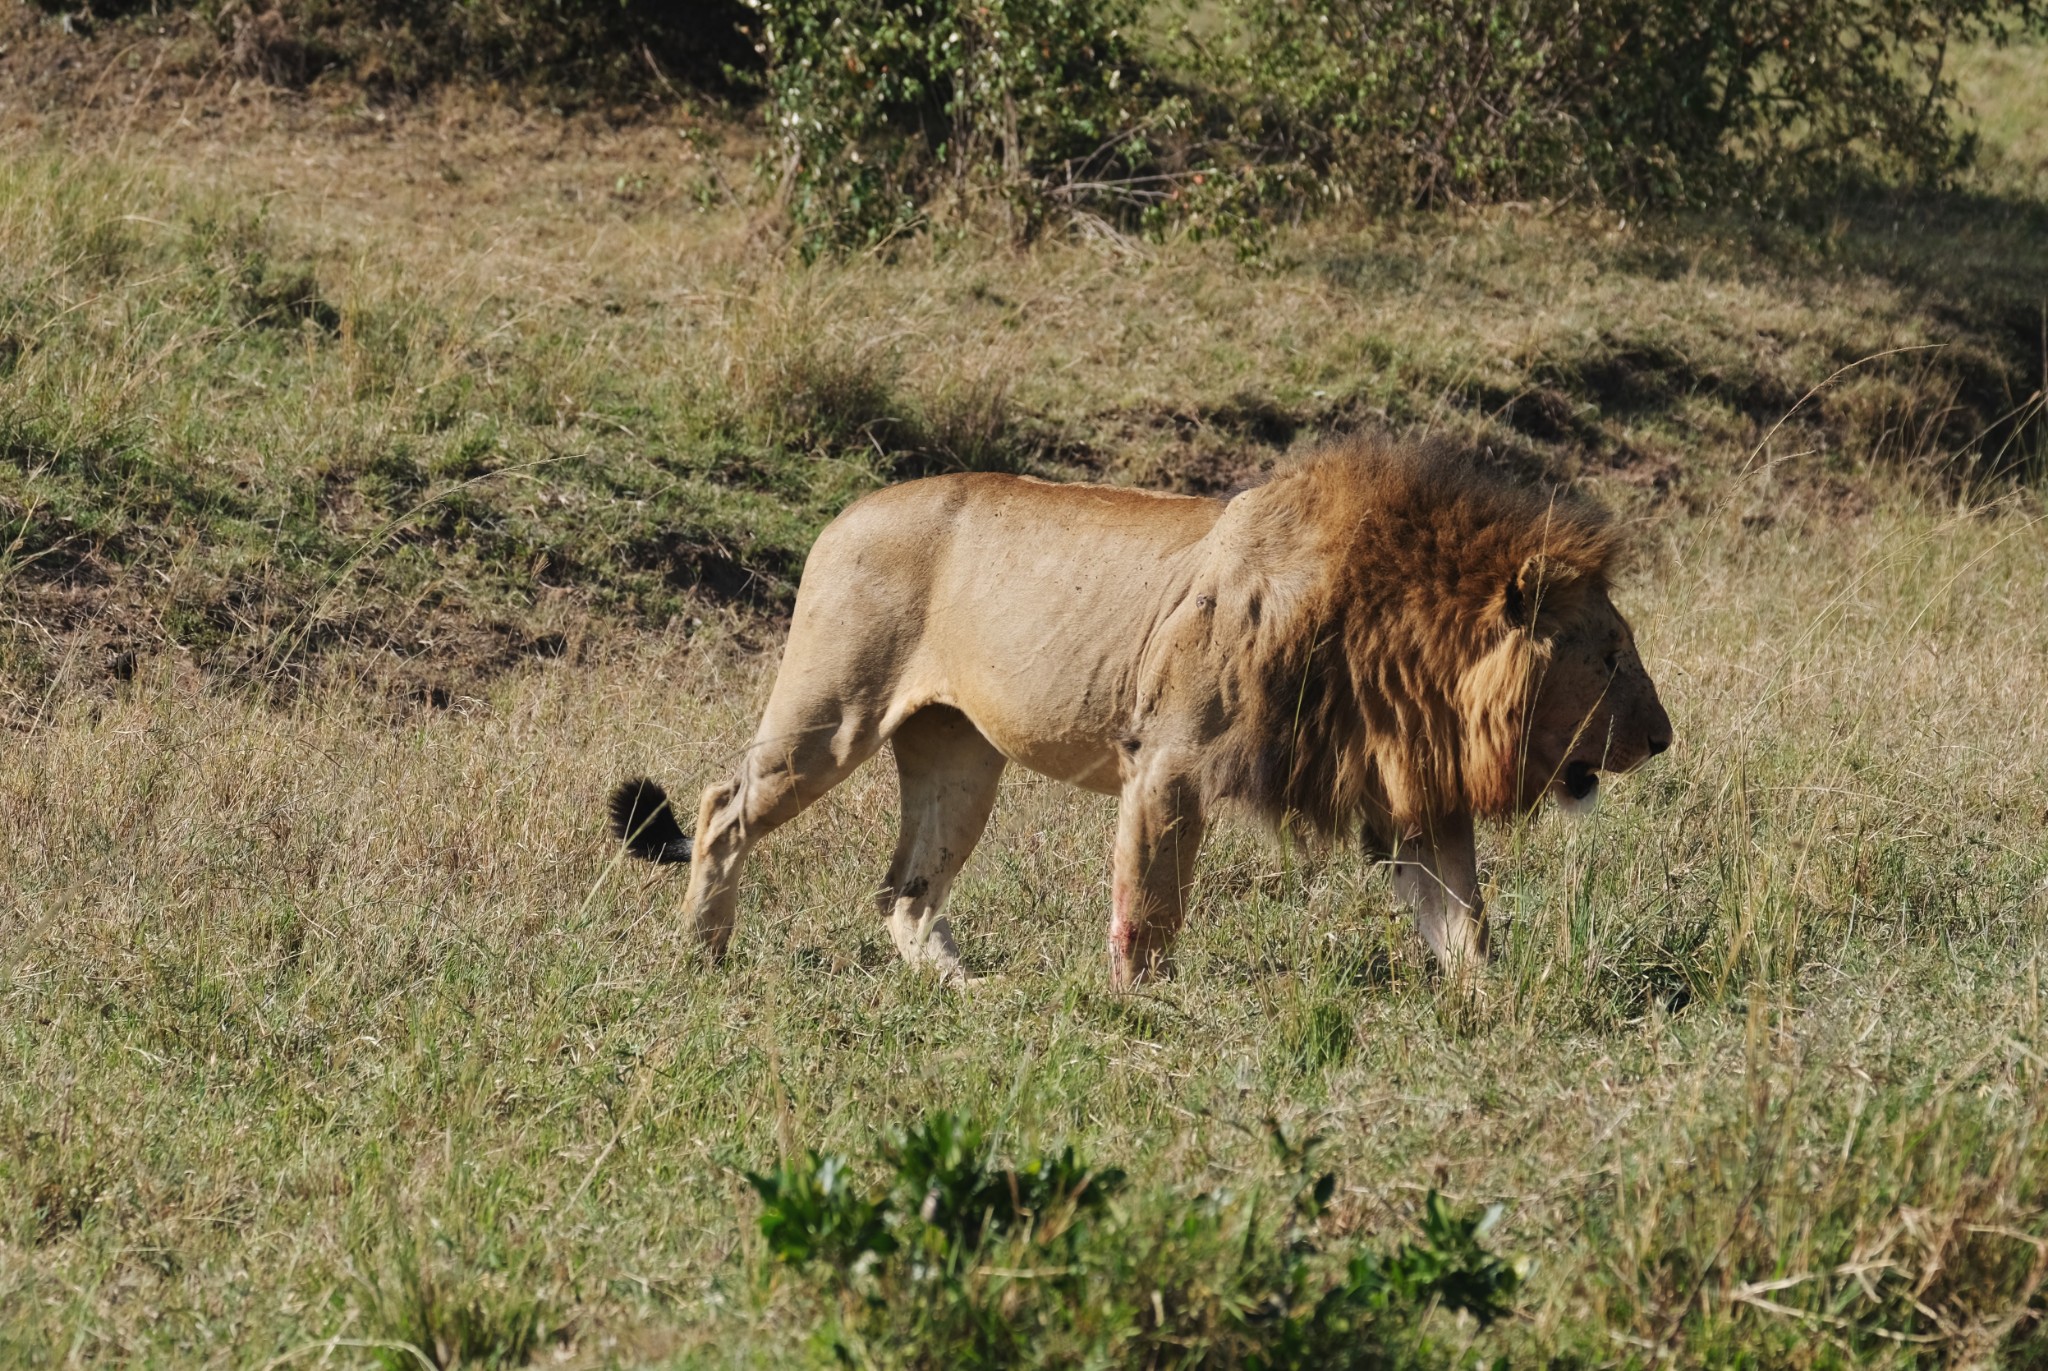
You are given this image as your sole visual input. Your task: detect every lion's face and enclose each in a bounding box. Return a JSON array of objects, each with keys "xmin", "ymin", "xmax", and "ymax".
[{"xmin": 1520, "ymin": 583, "xmax": 1672, "ymax": 812}]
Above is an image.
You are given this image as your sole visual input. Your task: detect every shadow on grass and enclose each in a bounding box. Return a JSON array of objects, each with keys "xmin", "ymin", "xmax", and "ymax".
[{"xmin": 1306, "ymin": 185, "xmax": 2048, "ymax": 489}]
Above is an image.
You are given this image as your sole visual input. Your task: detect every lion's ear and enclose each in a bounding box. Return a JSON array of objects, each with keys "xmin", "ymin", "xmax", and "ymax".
[{"xmin": 1501, "ymin": 554, "xmax": 1573, "ymax": 629}]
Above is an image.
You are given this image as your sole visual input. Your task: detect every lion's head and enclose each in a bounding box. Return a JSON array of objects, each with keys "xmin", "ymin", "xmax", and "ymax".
[
  {"xmin": 1500, "ymin": 562, "xmax": 1671, "ymax": 814},
  {"xmin": 1202, "ymin": 437, "xmax": 1671, "ymax": 836}
]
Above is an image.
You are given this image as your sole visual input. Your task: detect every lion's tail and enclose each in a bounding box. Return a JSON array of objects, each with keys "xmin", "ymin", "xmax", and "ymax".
[{"xmin": 607, "ymin": 777, "xmax": 694, "ymax": 864}]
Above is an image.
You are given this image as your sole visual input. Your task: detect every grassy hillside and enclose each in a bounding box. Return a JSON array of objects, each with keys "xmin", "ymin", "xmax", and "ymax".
[
  {"xmin": 2, "ymin": 20, "xmax": 2047, "ymax": 1370},
  {"xmin": 3, "ymin": 111, "xmax": 2042, "ymax": 708}
]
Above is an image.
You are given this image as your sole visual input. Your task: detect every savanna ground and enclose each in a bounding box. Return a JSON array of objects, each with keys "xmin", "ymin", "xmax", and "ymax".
[{"xmin": 3, "ymin": 9, "xmax": 2048, "ymax": 1367}]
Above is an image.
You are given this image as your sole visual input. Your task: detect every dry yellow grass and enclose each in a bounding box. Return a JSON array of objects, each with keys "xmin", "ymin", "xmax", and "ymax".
[{"xmin": 6, "ymin": 480, "xmax": 2048, "ymax": 1363}]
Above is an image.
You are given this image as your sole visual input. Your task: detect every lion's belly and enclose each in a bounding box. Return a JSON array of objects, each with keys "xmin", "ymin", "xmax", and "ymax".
[
  {"xmin": 977, "ymin": 728, "xmax": 1122, "ymax": 795},
  {"xmin": 926, "ymin": 594, "xmax": 1167, "ymax": 797},
  {"xmin": 907, "ymin": 652, "xmax": 1130, "ymax": 795}
]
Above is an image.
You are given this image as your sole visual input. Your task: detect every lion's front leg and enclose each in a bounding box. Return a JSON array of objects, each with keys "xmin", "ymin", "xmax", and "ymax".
[
  {"xmin": 1109, "ymin": 756, "xmax": 1206, "ymax": 989},
  {"xmin": 1387, "ymin": 814, "xmax": 1488, "ymax": 973}
]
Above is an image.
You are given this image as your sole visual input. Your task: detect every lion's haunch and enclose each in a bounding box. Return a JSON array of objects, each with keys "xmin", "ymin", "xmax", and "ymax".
[{"xmin": 610, "ymin": 436, "xmax": 1672, "ymax": 985}]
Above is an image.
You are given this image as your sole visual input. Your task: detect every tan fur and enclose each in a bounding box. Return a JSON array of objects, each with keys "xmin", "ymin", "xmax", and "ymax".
[{"xmin": 665, "ymin": 435, "xmax": 1671, "ymax": 987}]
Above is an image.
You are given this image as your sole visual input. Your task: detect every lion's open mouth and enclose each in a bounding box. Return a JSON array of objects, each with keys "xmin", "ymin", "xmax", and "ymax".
[{"xmin": 1563, "ymin": 759, "xmax": 1600, "ymax": 802}]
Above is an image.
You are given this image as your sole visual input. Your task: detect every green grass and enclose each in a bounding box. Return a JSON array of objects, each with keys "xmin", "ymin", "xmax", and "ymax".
[{"xmin": 3, "ymin": 32, "xmax": 2048, "ymax": 1370}]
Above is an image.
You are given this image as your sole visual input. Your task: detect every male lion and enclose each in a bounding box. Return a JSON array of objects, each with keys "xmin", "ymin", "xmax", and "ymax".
[{"xmin": 610, "ymin": 436, "xmax": 1671, "ymax": 987}]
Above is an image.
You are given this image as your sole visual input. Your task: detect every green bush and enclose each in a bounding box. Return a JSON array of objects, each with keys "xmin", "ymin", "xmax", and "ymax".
[
  {"xmin": 745, "ymin": 0, "xmax": 2046, "ymax": 249},
  {"xmin": 742, "ymin": 0, "xmax": 1168, "ymax": 252},
  {"xmin": 1197, "ymin": 0, "xmax": 2048, "ymax": 207},
  {"xmin": 748, "ymin": 1113, "xmax": 1522, "ymax": 1368},
  {"xmin": 67, "ymin": 1, "xmax": 2044, "ymax": 229}
]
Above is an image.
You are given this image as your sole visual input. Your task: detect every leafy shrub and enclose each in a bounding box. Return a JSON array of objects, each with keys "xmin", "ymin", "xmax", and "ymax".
[
  {"xmin": 745, "ymin": 0, "xmax": 2046, "ymax": 250},
  {"xmin": 741, "ymin": 0, "xmax": 1169, "ymax": 252},
  {"xmin": 752, "ymin": 1151, "xmax": 898, "ymax": 1270},
  {"xmin": 879, "ymin": 1110, "xmax": 1112, "ymax": 1260},
  {"xmin": 748, "ymin": 1112, "xmax": 1522, "ymax": 1368},
  {"xmin": 68, "ymin": 1, "xmax": 2042, "ymax": 229},
  {"xmin": 1198, "ymin": 0, "xmax": 2048, "ymax": 207}
]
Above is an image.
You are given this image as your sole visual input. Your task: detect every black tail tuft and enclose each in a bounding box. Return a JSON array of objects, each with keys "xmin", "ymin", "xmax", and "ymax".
[{"xmin": 608, "ymin": 777, "xmax": 693, "ymax": 864}]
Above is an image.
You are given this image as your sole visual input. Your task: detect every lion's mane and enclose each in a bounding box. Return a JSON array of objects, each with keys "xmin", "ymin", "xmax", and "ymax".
[{"xmin": 1196, "ymin": 436, "xmax": 1625, "ymax": 836}]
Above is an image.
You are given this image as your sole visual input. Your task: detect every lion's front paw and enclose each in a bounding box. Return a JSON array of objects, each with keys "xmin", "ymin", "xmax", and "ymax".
[{"xmin": 1110, "ymin": 947, "xmax": 1177, "ymax": 991}]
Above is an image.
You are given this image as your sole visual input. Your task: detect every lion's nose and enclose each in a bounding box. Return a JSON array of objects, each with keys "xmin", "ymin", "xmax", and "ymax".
[{"xmin": 1647, "ymin": 732, "xmax": 1671, "ymax": 757}]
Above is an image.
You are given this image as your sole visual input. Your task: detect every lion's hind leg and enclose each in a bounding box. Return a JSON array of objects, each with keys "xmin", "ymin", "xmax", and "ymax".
[
  {"xmin": 683, "ymin": 712, "xmax": 886, "ymax": 961},
  {"xmin": 880, "ymin": 706, "xmax": 1006, "ymax": 982}
]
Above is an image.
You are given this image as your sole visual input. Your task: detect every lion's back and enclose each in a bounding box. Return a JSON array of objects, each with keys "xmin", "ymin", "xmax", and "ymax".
[{"xmin": 802, "ymin": 472, "xmax": 1221, "ymax": 620}]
